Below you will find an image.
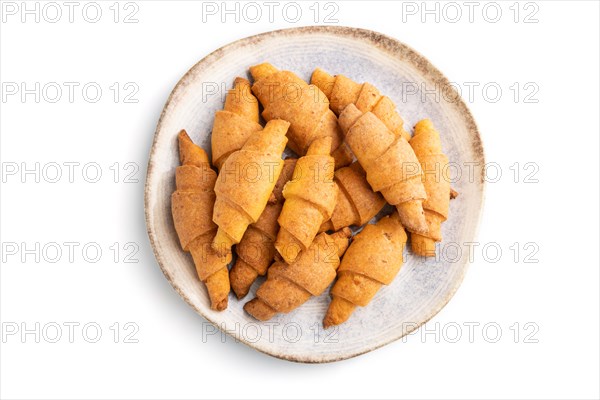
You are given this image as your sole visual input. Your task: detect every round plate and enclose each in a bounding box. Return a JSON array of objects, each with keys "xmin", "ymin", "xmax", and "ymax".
[{"xmin": 145, "ymin": 26, "xmax": 485, "ymax": 363}]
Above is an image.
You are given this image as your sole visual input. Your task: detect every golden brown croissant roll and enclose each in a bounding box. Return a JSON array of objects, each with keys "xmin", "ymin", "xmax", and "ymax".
[
  {"xmin": 229, "ymin": 158, "xmax": 297, "ymax": 299},
  {"xmin": 212, "ymin": 119, "xmax": 289, "ymax": 255},
  {"xmin": 250, "ymin": 62, "xmax": 353, "ymax": 168},
  {"xmin": 274, "ymin": 137, "xmax": 337, "ymax": 264},
  {"xmin": 338, "ymin": 104, "xmax": 428, "ymax": 235},
  {"xmin": 311, "ymin": 68, "xmax": 410, "ymax": 141},
  {"xmin": 211, "ymin": 77, "xmax": 262, "ymax": 170},
  {"xmin": 244, "ymin": 228, "xmax": 352, "ymax": 321},
  {"xmin": 171, "ymin": 131, "xmax": 232, "ymax": 311},
  {"xmin": 319, "ymin": 162, "xmax": 386, "ymax": 232},
  {"xmin": 409, "ymin": 119, "xmax": 451, "ymax": 257},
  {"xmin": 324, "ymin": 212, "xmax": 407, "ymax": 328}
]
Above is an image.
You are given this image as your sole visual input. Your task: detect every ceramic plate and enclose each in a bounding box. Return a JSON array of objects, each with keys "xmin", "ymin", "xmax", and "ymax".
[{"xmin": 145, "ymin": 26, "xmax": 485, "ymax": 363}]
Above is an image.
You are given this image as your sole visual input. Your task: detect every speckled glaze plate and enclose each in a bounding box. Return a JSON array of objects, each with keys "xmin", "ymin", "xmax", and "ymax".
[{"xmin": 145, "ymin": 26, "xmax": 485, "ymax": 363}]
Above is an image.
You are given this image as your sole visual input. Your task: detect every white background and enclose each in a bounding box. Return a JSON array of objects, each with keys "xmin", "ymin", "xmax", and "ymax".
[{"xmin": 1, "ymin": 1, "xmax": 599, "ymax": 399}]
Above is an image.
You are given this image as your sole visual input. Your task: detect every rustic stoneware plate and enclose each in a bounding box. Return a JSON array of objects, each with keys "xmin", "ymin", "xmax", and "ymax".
[{"xmin": 145, "ymin": 26, "xmax": 485, "ymax": 363}]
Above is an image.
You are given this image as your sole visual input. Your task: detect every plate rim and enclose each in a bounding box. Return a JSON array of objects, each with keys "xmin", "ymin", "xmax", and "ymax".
[{"xmin": 144, "ymin": 25, "xmax": 486, "ymax": 363}]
